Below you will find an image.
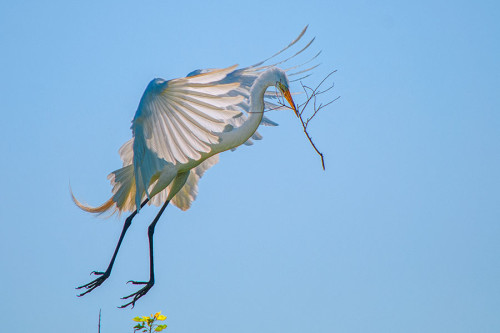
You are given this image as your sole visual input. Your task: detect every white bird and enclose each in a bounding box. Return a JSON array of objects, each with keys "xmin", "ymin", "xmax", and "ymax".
[{"xmin": 74, "ymin": 26, "xmax": 317, "ymax": 308}]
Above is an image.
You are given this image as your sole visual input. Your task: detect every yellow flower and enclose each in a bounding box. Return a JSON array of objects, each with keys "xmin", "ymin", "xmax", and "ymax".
[{"xmin": 133, "ymin": 312, "xmax": 166, "ymax": 327}]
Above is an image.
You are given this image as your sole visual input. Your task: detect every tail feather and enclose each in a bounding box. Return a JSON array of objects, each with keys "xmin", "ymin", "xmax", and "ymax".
[
  {"xmin": 71, "ymin": 190, "xmax": 117, "ymax": 215},
  {"xmin": 72, "ymin": 156, "xmax": 220, "ymax": 214},
  {"xmin": 70, "ymin": 164, "xmax": 136, "ymax": 215}
]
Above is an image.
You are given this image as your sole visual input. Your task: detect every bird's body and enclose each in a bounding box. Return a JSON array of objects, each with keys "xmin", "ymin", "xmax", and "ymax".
[
  {"xmin": 74, "ymin": 66, "xmax": 296, "ymax": 214},
  {"xmin": 74, "ymin": 26, "xmax": 315, "ymax": 308}
]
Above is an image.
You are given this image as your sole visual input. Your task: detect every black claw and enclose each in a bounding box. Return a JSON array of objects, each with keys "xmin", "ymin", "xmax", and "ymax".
[
  {"xmin": 126, "ymin": 280, "xmax": 148, "ymax": 285},
  {"xmin": 76, "ymin": 270, "xmax": 110, "ymax": 296},
  {"xmin": 77, "ymin": 288, "xmax": 93, "ymax": 297},
  {"xmin": 118, "ymin": 280, "xmax": 154, "ymax": 309}
]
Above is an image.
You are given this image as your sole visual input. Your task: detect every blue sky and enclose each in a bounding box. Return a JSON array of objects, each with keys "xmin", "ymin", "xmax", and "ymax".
[{"xmin": 1, "ymin": 0, "xmax": 499, "ymax": 332}]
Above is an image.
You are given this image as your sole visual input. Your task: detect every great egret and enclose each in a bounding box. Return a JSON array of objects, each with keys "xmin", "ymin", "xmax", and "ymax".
[{"xmin": 74, "ymin": 26, "xmax": 317, "ymax": 308}]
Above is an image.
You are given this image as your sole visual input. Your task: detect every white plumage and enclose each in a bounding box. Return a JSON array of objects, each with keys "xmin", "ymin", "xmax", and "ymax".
[{"xmin": 74, "ymin": 26, "xmax": 316, "ymax": 213}]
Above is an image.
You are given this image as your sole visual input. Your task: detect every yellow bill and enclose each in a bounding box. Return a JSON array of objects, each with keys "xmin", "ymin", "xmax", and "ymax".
[
  {"xmin": 283, "ymin": 88, "xmax": 299, "ymax": 117},
  {"xmin": 277, "ymin": 82, "xmax": 298, "ymax": 117}
]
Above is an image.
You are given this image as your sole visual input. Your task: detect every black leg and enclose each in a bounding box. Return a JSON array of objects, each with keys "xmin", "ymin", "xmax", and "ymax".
[
  {"xmin": 120, "ymin": 199, "xmax": 170, "ymax": 308},
  {"xmin": 77, "ymin": 199, "xmax": 149, "ymax": 297}
]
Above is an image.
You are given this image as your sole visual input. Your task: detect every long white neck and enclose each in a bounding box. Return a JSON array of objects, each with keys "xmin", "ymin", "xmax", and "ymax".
[{"xmin": 215, "ymin": 68, "xmax": 285, "ymax": 152}]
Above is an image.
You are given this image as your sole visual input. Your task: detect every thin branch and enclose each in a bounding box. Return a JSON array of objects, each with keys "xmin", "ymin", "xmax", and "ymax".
[{"xmin": 276, "ymin": 70, "xmax": 339, "ymax": 170}]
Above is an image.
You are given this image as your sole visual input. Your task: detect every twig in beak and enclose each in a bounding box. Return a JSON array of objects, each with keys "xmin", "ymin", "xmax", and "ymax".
[{"xmin": 276, "ymin": 70, "xmax": 338, "ymax": 171}]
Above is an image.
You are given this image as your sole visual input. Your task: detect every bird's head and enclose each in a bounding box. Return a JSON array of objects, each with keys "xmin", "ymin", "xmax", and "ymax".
[{"xmin": 276, "ymin": 80, "xmax": 298, "ymax": 117}]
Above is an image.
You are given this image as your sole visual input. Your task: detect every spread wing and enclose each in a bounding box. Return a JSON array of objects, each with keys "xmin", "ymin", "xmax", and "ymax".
[{"xmin": 131, "ymin": 65, "xmax": 246, "ymax": 201}]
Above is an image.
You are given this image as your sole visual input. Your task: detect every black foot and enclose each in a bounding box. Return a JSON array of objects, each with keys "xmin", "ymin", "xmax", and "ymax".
[
  {"xmin": 119, "ymin": 280, "xmax": 155, "ymax": 309},
  {"xmin": 76, "ymin": 271, "xmax": 110, "ymax": 297}
]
